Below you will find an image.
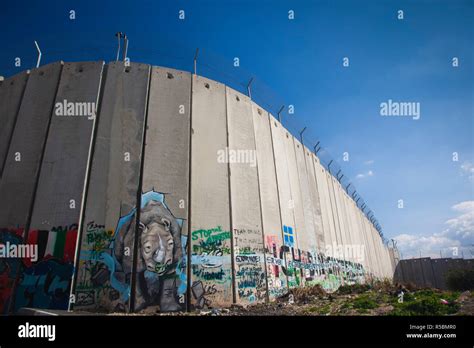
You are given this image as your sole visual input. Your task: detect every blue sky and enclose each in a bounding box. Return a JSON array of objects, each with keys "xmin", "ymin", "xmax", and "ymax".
[{"xmin": 1, "ymin": 0, "xmax": 473, "ymax": 259}]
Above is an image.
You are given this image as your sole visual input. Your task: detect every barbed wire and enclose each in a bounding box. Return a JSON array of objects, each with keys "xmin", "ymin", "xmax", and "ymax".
[{"xmin": 0, "ymin": 38, "xmax": 384, "ymax": 240}]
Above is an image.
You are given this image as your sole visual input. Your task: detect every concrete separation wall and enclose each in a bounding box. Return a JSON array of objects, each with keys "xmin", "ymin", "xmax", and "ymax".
[
  {"xmin": 284, "ymin": 133, "xmax": 306, "ymax": 287},
  {"xmin": 226, "ymin": 87, "xmax": 266, "ymax": 305},
  {"xmin": 395, "ymin": 257, "xmax": 473, "ymax": 290},
  {"xmin": 271, "ymin": 118, "xmax": 300, "ymax": 288},
  {"xmin": 252, "ymin": 106, "xmax": 287, "ymax": 300},
  {"xmin": 0, "ymin": 62, "xmax": 63, "ymax": 314},
  {"xmin": 16, "ymin": 61, "xmax": 104, "ymax": 312},
  {"xmin": 190, "ymin": 75, "xmax": 233, "ymax": 308},
  {"xmin": 0, "ymin": 61, "xmax": 395, "ymax": 314},
  {"xmin": 74, "ymin": 62, "xmax": 149, "ymax": 312},
  {"xmin": 0, "ymin": 71, "xmax": 29, "ymax": 177},
  {"xmin": 306, "ymin": 152, "xmax": 324, "ymax": 251},
  {"xmin": 294, "ymin": 139, "xmax": 318, "ymax": 286},
  {"xmin": 139, "ymin": 66, "xmax": 191, "ymax": 312}
]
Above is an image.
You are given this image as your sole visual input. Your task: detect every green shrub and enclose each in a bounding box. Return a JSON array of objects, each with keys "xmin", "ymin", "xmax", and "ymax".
[
  {"xmin": 337, "ymin": 283, "xmax": 371, "ymax": 295},
  {"xmin": 353, "ymin": 294, "xmax": 378, "ymax": 311},
  {"xmin": 445, "ymin": 269, "xmax": 474, "ymax": 291},
  {"xmin": 390, "ymin": 290, "xmax": 460, "ymax": 316}
]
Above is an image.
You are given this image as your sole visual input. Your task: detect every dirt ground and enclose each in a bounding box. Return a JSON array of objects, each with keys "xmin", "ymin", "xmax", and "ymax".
[{"xmin": 97, "ymin": 281, "xmax": 473, "ymax": 316}]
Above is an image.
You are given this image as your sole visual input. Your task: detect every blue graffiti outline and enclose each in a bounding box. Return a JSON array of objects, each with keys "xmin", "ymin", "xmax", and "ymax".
[{"xmin": 105, "ymin": 190, "xmax": 187, "ymax": 301}]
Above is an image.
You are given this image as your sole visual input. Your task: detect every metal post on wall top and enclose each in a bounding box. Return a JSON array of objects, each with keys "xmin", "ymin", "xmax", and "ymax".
[
  {"xmin": 115, "ymin": 32, "xmax": 122, "ymax": 61},
  {"xmin": 247, "ymin": 77, "xmax": 253, "ymax": 99},
  {"xmin": 34, "ymin": 41, "xmax": 42, "ymax": 68},
  {"xmin": 194, "ymin": 48, "xmax": 199, "ymax": 75}
]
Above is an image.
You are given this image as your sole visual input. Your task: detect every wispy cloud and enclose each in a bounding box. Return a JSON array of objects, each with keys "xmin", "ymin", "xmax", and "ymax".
[
  {"xmin": 460, "ymin": 161, "xmax": 474, "ymax": 181},
  {"xmin": 393, "ymin": 201, "xmax": 474, "ymax": 259},
  {"xmin": 356, "ymin": 170, "xmax": 374, "ymax": 179},
  {"xmin": 364, "ymin": 160, "xmax": 374, "ymax": 165}
]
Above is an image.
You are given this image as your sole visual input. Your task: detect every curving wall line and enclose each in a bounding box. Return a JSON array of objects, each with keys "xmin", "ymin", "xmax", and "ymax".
[{"xmin": 0, "ymin": 61, "xmax": 396, "ymax": 314}]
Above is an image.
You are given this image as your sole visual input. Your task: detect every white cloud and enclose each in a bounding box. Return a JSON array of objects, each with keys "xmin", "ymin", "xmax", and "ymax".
[
  {"xmin": 364, "ymin": 160, "xmax": 374, "ymax": 165},
  {"xmin": 356, "ymin": 170, "xmax": 374, "ymax": 179},
  {"xmin": 393, "ymin": 200, "xmax": 474, "ymax": 259},
  {"xmin": 441, "ymin": 201, "xmax": 474, "ymax": 242},
  {"xmin": 460, "ymin": 161, "xmax": 474, "ymax": 181}
]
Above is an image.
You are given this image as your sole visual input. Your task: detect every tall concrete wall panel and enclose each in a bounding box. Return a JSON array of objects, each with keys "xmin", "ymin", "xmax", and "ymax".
[
  {"xmin": 0, "ymin": 71, "xmax": 29, "ymax": 177},
  {"xmin": 284, "ymin": 135, "xmax": 306, "ymax": 266},
  {"xmin": 358, "ymin": 210, "xmax": 374, "ymax": 276},
  {"xmin": 313, "ymin": 158, "xmax": 333, "ymax": 250},
  {"xmin": 75, "ymin": 62, "xmax": 150, "ymax": 312},
  {"xmin": 368, "ymin": 220, "xmax": 382, "ymax": 277},
  {"xmin": 432, "ymin": 259, "xmax": 445, "ymax": 288},
  {"xmin": 17, "ymin": 62, "xmax": 104, "ymax": 312},
  {"xmin": 139, "ymin": 66, "xmax": 190, "ymax": 312},
  {"xmin": 306, "ymin": 152, "xmax": 324, "ymax": 250},
  {"xmin": 252, "ymin": 105, "xmax": 287, "ymax": 300},
  {"xmin": 421, "ymin": 258, "xmax": 436, "ymax": 287},
  {"xmin": 333, "ymin": 179, "xmax": 349, "ymax": 260},
  {"xmin": 410, "ymin": 259, "xmax": 425, "ymax": 285},
  {"xmin": 327, "ymin": 174, "xmax": 342, "ymax": 249},
  {"xmin": 343, "ymin": 191, "xmax": 355, "ymax": 248},
  {"xmin": 367, "ymin": 224, "xmax": 379, "ymax": 277},
  {"xmin": 190, "ymin": 75, "xmax": 232, "ymax": 308},
  {"xmin": 226, "ymin": 87, "xmax": 266, "ymax": 305},
  {"xmin": 270, "ymin": 118, "xmax": 300, "ymax": 288},
  {"xmin": 0, "ymin": 63, "xmax": 63, "ymax": 230},
  {"xmin": 294, "ymin": 139, "xmax": 318, "ymax": 286},
  {"xmin": 0, "ymin": 62, "xmax": 62, "ymax": 314},
  {"xmin": 294, "ymin": 140, "xmax": 317, "ymax": 256}
]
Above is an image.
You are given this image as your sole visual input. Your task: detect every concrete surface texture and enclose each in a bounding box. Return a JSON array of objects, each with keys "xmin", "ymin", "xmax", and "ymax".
[
  {"xmin": 313, "ymin": 157, "xmax": 334, "ymax": 252},
  {"xmin": 270, "ymin": 118, "xmax": 301, "ymax": 289},
  {"xmin": 0, "ymin": 62, "xmax": 63, "ymax": 314},
  {"xmin": 74, "ymin": 62, "xmax": 150, "ymax": 313},
  {"xmin": 140, "ymin": 66, "xmax": 191, "ymax": 312},
  {"xmin": 307, "ymin": 153, "xmax": 324, "ymax": 250},
  {"xmin": 0, "ymin": 71, "xmax": 29, "ymax": 177},
  {"xmin": 15, "ymin": 61, "xmax": 104, "ymax": 312},
  {"xmin": 251, "ymin": 106, "xmax": 288, "ymax": 300},
  {"xmin": 0, "ymin": 61, "xmax": 396, "ymax": 314},
  {"xmin": 226, "ymin": 87, "xmax": 266, "ymax": 305},
  {"xmin": 190, "ymin": 75, "xmax": 233, "ymax": 308}
]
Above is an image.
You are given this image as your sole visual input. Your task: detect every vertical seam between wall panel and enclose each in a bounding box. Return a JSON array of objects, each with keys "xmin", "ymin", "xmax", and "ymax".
[
  {"xmin": 252, "ymin": 104, "xmax": 270, "ymax": 303},
  {"xmin": 291, "ymin": 138, "xmax": 306, "ymax": 285},
  {"xmin": 268, "ymin": 116, "xmax": 290, "ymax": 291},
  {"xmin": 186, "ymin": 73, "xmax": 193, "ymax": 312},
  {"xmin": 0, "ymin": 71, "xmax": 30, "ymax": 178},
  {"xmin": 225, "ymin": 87, "xmax": 236, "ymax": 304},
  {"xmin": 69, "ymin": 62, "xmax": 107, "ymax": 311},
  {"xmin": 302, "ymin": 145, "xmax": 318, "ymax": 281},
  {"xmin": 130, "ymin": 65, "xmax": 152, "ymax": 313},
  {"xmin": 313, "ymin": 157, "xmax": 328, "ymax": 254}
]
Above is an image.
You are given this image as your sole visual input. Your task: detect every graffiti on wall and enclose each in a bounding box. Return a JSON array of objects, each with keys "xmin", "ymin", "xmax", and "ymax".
[
  {"xmin": 264, "ymin": 235, "xmax": 287, "ymax": 299},
  {"xmin": 191, "ymin": 226, "xmax": 232, "ymax": 309},
  {"xmin": 76, "ymin": 220, "xmax": 125, "ymax": 311},
  {"xmin": 233, "ymin": 228, "xmax": 266, "ymax": 304},
  {"xmin": 0, "ymin": 228, "xmax": 24, "ymax": 314},
  {"xmin": 281, "ymin": 225, "xmax": 303, "ymax": 288},
  {"xmin": 10, "ymin": 224, "xmax": 78, "ymax": 312},
  {"xmin": 278, "ymin": 225, "xmax": 366, "ymax": 293},
  {"xmin": 76, "ymin": 190, "xmax": 187, "ymax": 312}
]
